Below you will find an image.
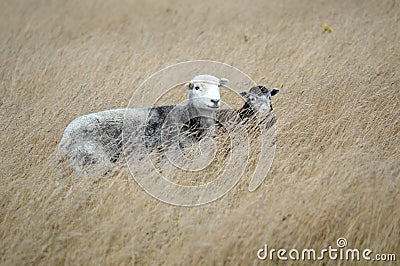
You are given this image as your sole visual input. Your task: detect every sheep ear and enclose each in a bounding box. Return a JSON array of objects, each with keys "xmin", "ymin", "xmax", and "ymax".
[
  {"xmin": 219, "ymin": 78, "xmax": 229, "ymax": 86},
  {"xmin": 185, "ymin": 81, "xmax": 194, "ymax": 90},
  {"xmin": 270, "ymin": 88, "xmax": 280, "ymax": 96},
  {"xmin": 239, "ymin": 91, "xmax": 248, "ymax": 98}
]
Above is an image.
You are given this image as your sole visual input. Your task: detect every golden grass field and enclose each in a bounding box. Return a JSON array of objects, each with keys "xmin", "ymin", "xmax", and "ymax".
[{"xmin": 1, "ymin": 0, "xmax": 399, "ymax": 265}]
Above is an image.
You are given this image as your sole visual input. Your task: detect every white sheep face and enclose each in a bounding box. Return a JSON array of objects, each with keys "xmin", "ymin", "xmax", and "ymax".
[
  {"xmin": 240, "ymin": 86, "xmax": 280, "ymax": 112},
  {"xmin": 185, "ymin": 75, "xmax": 228, "ymax": 111}
]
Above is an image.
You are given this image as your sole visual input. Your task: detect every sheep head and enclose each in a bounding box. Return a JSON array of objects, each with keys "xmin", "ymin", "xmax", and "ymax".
[
  {"xmin": 185, "ymin": 74, "xmax": 228, "ymax": 111},
  {"xmin": 240, "ymin": 86, "xmax": 279, "ymax": 113}
]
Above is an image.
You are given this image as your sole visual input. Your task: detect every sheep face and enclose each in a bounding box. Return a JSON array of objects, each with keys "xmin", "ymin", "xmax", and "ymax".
[
  {"xmin": 185, "ymin": 75, "xmax": 228, "ymax": 111},
  {"xmin": 240, "ymin": 86, "xmax": 280, "ymax": 112}
]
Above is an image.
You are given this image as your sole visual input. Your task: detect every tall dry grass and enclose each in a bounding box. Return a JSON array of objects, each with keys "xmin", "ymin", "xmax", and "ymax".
[{"xmin": 1, "ymin": 0, "xmax": 399, "ymax": 265}]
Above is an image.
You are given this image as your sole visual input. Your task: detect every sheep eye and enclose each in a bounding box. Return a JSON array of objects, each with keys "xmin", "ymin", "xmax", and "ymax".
[{"xmin": 195, "ymin": 86, "xmax": 200, "ymax": 90}]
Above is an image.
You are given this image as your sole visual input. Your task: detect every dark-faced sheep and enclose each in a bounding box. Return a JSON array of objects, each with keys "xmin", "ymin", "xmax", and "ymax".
[
  {"xmin": 217, "ymin": 85, "xmax": 280, "ymax": 125},
  {"xmin": 216, "ymin": 85, "xmax": 280, "ymax": 191}
]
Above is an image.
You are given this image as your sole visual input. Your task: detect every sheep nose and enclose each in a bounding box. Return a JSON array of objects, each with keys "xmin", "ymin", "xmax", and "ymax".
[{"xmin": 211, "ymin": 99, "xmax": 220, "ymax": 105}]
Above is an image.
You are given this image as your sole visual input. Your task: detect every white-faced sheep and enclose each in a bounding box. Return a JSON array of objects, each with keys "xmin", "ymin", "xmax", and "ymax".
[{"xmin": 58, "ymin": 74, "xmax": 228, "ymax": 173}]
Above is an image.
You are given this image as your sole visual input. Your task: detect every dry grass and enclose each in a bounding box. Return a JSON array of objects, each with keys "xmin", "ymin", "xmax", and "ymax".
[{"xmin": 1, "ymin": 0, "xmax": 399, "ymax": 265}]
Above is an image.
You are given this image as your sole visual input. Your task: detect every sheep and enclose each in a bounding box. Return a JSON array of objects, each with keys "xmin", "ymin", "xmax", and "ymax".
[
  {"xmin": 214, "ymin": 85, "xmax": 280, "ymax": 191},
  {"xmin": 58, "ymin": 74, "xmax": 229, "ymax": 174},
  {"xmin": 217, "ymin": 85, "xmax": 280, "ymax": 126}
]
